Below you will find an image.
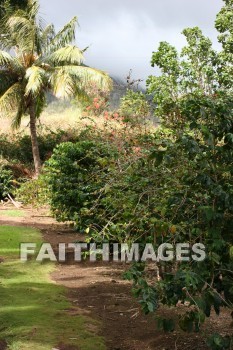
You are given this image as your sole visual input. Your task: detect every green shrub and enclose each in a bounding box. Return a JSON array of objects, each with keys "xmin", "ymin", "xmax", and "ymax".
[
  {"xmin": 0, "ymin": 128, "xmax": 81, "ymax": 166},
  {"xmin": 119, "ymin": 90, "xmax": 151, "ymax": 125},
  {"xmin": 43, "ymin": 127, "xmax": 173, "ymax": 243},
  {"xmin": 16, "ymin": 177, "xmax": 49, "ymax": 206},
  {"xmin": 0, "ymin": 165, "xmax": 14, "ymax": 200},
  {"xmin": 127, "ymin": 20, "xmax": 233, "ymax": 346},
  {"xmin": 44, "ymin": 140, "xmax": 118, "ymax": 232}
]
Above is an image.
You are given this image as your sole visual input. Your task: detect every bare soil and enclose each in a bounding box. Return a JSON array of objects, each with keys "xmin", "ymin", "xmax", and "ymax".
[
  {"xmin": 0, "ymin": 204, "xmax": 232, "ymax": 350},
  {"xmin": 0, "ymin": 340, "xmax": 7, "ymax": 350}
]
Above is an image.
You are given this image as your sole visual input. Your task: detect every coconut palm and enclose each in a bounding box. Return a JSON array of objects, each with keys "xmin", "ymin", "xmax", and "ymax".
[
  {"xmin": 0, "ymin": 0, "xmax": 29, "ymax": 23},
  {"xmin": 0, "ymin": 0, "xmax": 111, "ymax": 176}
]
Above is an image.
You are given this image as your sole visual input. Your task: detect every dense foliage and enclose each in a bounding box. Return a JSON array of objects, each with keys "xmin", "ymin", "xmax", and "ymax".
[
  {"xmin": 0, "ymin": 163, "xmax": 14, "ymax": 200},
  {"xmin": 0, "ymin": 0, "xmax": 29, "ymax": 21},
  {"xmin": 0, "ymin": 129, "xmax": 80, "ymax": 166},
  {"xmin": 44, "ymin": 140, "xmax": 118, "ymax": 232},
  {"xmin": 135, "ymin": 8, "xmax": 233, "ymax": 348},
  {"xmin": 43, "ymin": 4, "xmax": 233, "ymax": 349}
]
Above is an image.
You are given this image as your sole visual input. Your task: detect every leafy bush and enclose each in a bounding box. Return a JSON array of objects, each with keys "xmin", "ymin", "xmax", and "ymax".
[
  {"xmin": 0, "ymin": 164, "xmax": 14, "ymax": 200},
  {"xmin": 0, "ymin": 128, "xmax": 81, "ymax": 166},
  {"xmin": 16, "ymin": 177, "xmax": 49, "ymax": 206},
  {"xmin": 44, "ymin": 140, "xmax": 118, "ymax": 232},
  {"xmin": 42, "ymin": 90, "xmax": 233, "ymax": 347},
  {"xmin": 129, "ymin": 23, "xmax": 233, "ymax": 348},
  {"xmin": 119, "ymin": 90, "xmax": 151, "ymax": 125},
  {"xmin": 207, "ymin": 334, "xmax": 232, "ymax": 350}
]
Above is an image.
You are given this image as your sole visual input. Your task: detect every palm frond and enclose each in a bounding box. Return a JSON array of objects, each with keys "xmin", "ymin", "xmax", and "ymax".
[
  {"xmin": 0, "ymin": 50, "xmax": 24, "ymax": 74},
  {"xmin": 49, "ymin": 67, "xmax": 76, "ymax": 99},
  {"xmin": 0, "ymin": 70, "xmax": 18, "ymax": 96},
  {"xmin": 40, "ymin": 24, "xmax": 56, "ymax": 50},
  {"xmin": 11, "ymin": 103, "xmax": 24, "ymax": 129},
  {"xmin": 75, "ymin": 87, "xmax": 90, "ymax": 104},
  {"xmin": 7, "ymin": 15, "xmax": 35, "ymax": 52},
  {"xmin": 27, "ymin": 0, "xmax": 40, "ymax": 21},
  {"xmin": 34, "ymin": 26, "xmax": 43, "ymax": 56},
  {"xmin": 47, "ymin": 45, "xmax": 84, "ymax": 66},
  {"xmin": 60, "ymin": 65, "xmax": 112, "ymax": 91},
  {"xmin": 0, "ymin": 82, "xmax": 24, "ymax": 120},
  {"xmin": 0, "ymin": 1, "xmax": 40, "ymax": 51},
  {"xmin": 25, "ymin": 66, "xmax": 47, "ymax": 97},
  {"xmin": 35, "ymin": 91, "xmax": 46, "ymax": 117},
  {"xmin": 0, "ymin": 0, "xmax": 16, "ymax": 46},
  {"xmin": 47, "ymin": 16, "xmax": 78, "ymax": 53},
  {"xmin": 49, "ymin": 65, "xmax": 112, "ymax": 99},
  {"xmin": 28, "ymin": 0, "xmax": 45, "ymax": 53}
]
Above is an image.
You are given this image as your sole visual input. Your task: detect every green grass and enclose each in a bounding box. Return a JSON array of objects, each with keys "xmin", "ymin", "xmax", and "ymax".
[
  {"xmin": 0, "ymin": 226, "xmax": 106, "ymax": 350},
  {"xmin": 0, "ymin": 226, "xmax": 41, "ymax": 258},
  {"xmin": 0, "ymin": 210, "xmax": 25, "ymax": 218}
]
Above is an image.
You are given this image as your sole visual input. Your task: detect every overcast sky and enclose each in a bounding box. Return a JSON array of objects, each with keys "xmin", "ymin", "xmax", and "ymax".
[{"xmin": 40, "ymin": 0, "xmax": 223, "ymax": 84}]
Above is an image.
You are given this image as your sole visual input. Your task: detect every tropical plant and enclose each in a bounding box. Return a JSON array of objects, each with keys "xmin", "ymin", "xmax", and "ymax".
[
  {"xmin": 0, "ymin": 0, "xmax": 111, "ymax": 176},
  {"xmin": 0, "ymin": 0, "xmax": 29, "ymax": 24}
]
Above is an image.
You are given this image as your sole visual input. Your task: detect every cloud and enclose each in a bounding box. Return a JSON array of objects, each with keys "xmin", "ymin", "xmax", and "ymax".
[{"xmin": 40, "ymin": 0, "xmax": 223, "ymax": 82}]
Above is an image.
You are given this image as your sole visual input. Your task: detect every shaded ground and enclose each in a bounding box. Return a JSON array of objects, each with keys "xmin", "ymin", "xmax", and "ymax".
[
  {"xmin": 0, "ymin": 340, "xmax": 7, "ymax": 350},
  {"xmin": 0, "ymin": 204, "xmax": 232, "ymax": 350},
  {"xmin": 52, "ymin": 263, "xmax": 231, "ymax": 350}
]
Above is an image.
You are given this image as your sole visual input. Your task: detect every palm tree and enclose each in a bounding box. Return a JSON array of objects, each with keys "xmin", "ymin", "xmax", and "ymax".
[
  {"xmin": 0, "ymin": 0, "xmax": 111, "ymax": 176},
  {"xmin": 0, "ymin": 0, "xmax": 28, "ymax": 21}
]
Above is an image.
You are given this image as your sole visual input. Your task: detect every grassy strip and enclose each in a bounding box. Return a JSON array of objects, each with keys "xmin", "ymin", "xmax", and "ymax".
[
  {"xmin": 0, "ymin": 210, "xmax": 25, "ymax": 218},
  {"xmin": 0, "ymin": 226, "xmax": 106, "ymax": 350}
]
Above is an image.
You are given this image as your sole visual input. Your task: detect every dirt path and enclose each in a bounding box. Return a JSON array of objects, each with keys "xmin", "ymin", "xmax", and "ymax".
[{"xmin": 0, "ymin": 205, "xmax": 231, "ymax": 350}]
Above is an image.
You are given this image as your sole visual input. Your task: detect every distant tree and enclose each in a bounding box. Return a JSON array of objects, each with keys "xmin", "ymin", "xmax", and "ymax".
[
  {"xmin": 147, "ymin": 27, "xmax": 219, "ymax": 126},
  {"xmin": 0, "ymin": 0, "xmax": 111, "ymax": 176}
]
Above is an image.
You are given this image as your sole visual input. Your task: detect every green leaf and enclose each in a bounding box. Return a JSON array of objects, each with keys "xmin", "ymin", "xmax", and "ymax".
[
  {"xmin": 147, "ymin": 301, "xmax": 155, "ymax": 313},
  {"xmin": 199, "ymin": 206, "xmax": 215, "ymax": 222},
  {"xmin": 25, "ymin": 66, "xmax": 47, "ymax": 97},
  {"xmin": 47, "ymin": 45, "xmax": 84, "ymax": 66}
]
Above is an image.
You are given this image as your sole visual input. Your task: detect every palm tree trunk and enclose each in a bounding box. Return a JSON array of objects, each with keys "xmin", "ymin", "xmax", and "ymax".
[{"xmin": 29, "ymin": 102, "xmax": 41, "ymax": 177}]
